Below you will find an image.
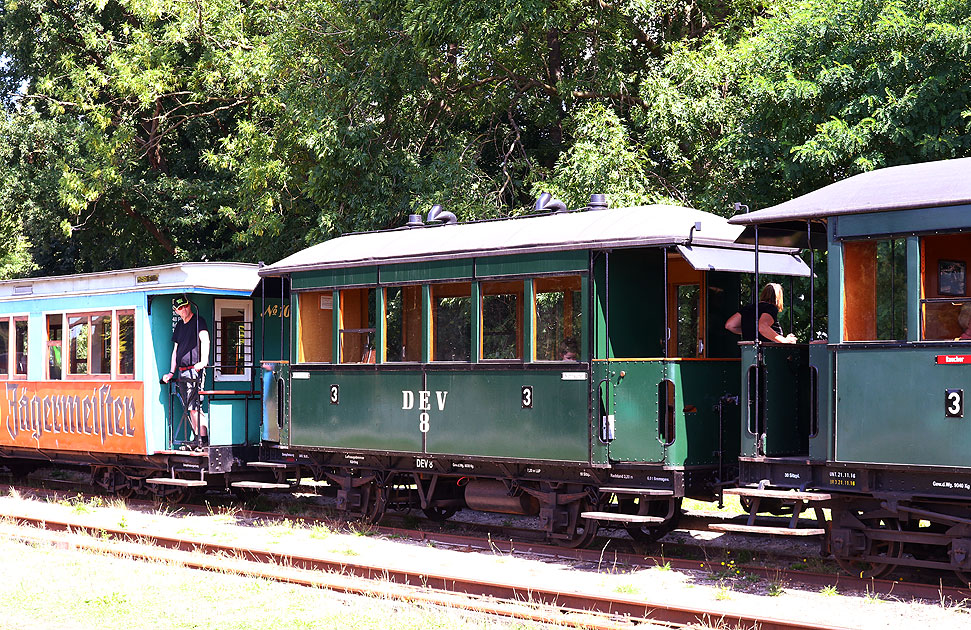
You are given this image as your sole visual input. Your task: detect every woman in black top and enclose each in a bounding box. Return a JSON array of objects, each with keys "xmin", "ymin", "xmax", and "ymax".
[{"xmin": 724, "ymin": 283, "xmax": 797, "ymax": 344}]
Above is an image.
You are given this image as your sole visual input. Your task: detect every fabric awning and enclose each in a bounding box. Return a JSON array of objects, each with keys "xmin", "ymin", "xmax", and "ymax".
[{"xmin": 676, "ymin": 245, "xmax": 810, "ymax": 277}]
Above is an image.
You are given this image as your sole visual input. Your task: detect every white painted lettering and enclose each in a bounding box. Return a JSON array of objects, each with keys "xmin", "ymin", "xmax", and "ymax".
[
  {"xmin": 402, "ymin": 390, "xmax": 414, "ymax": 410},
  {"xmin": 435, "ymin": 390, "xmax": 448, "ymax": 411}
]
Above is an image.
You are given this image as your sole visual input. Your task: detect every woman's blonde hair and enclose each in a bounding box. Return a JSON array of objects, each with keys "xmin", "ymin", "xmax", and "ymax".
[{"xmin": 760, "ymin": 282, "xmax": 785, "ymax": 312}]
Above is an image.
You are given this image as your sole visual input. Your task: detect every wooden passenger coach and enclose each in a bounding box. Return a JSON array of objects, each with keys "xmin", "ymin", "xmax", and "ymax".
[
  {"xmin": 0, "ymin": 263, "xmax": 282, "ymax": 499},
  {"xmin": 259, "ymin": 197, "xmax": 809, "ymax": 545},
  {"xmin": 729, "ymin": 157, "xmax": 971, "ymax": 582}
]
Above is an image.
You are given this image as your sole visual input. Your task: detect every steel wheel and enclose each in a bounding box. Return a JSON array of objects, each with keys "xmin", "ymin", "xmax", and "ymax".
[
  {"xmin": 362, "ymin": 480, "xmax": 388, "ymax": 525},
  {"xmin": 422, "ymin": 506, "xmax": 458, "ymax": 522},
  {"xmin": 552, "ymin": 499, "xmax": 599, "ymax": 549},
  {"xmin": 833, "ymin": 514, "xmax": 903, "ymax": 579},
  {"xmin": 624, "ymin": 497, "xmax": 682, "ymax": 543}
]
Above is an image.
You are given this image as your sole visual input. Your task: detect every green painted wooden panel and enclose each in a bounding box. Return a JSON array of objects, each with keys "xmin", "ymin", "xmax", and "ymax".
[
  {"xmin": 380, "ymin": 260, "xmax": 473, "ymax": 284},
  {"xmin": 834, "ymin": 204, "xmax": 971, "ymax": 240},
  {"xmin": 835, "ymin": 347, "xmax": 971, "ymax": 466},
  {"xmin": 475, "ymin": 251, "xmax": 588, "ymax": 277},
  {"xmin": 424, "ymin": 369, "xmax": 590, "ymax": 461},
  {"xmin": 739, "ymin": 344, "xmax": 812, "ymax": 457},
  {"xmin": 289, "ymin": 370, "xmax": 423, "ymax": 451},
  {"xmin": 604, "ymin": 360, "xmax": 740, "ymax": 465},
  {"xmin": 291, "ymin": 266, "xmax": 378, "ymax": 289}
]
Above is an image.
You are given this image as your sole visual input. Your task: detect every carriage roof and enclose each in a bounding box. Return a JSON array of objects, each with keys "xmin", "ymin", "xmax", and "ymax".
[
  {"xmin": 0, "ymin": 262, "xmax": 260, "ymax": 302},
  {"xmin": 261, "ymin": 204, "xmax": 805, "ymax": 276},
  {"xmin": 729, "ymin": 157, "xmax": 971, "ymax": 226}
]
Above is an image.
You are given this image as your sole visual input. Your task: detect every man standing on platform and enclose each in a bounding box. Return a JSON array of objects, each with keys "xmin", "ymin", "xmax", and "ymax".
[{"xmin": 162, "ymin": 295, "xmax": 210, "ymax": 448}]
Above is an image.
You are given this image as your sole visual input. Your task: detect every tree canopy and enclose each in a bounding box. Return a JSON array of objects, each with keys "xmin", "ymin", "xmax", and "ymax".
[{"xmin": 2, "ymin": 0, "xmax": 970, "ymax": 277}]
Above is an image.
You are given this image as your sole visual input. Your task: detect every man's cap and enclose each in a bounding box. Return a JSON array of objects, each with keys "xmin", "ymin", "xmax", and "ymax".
[{"xmin": 173, "ymin": 295, "xmax": 190, "ymax": 309}]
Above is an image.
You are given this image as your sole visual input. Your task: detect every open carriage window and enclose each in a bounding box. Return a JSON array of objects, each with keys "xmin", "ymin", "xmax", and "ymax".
[
  {"xmin": 535, "ymin": 276, "xmax": 582, "ymax": 361},
  {"xmin": 431, "ymin": 283, "xmax": 471, "ymax": 362},
  {"xmin": 297, "ymin": 291, "xmax": 333, "ymax": 363},
  {"xmin": 339, "ymin": 288, "xmax": 376, "ymax": 363},
  {"xmin": 920, "ymin": 233, "xmax": 971, "ymax": 341},
  {"xmin": 481, "ymin": 281, "xmax": 523, "ymax": 360},
  {"xmin": 842, "ymin": 238, "xmax": 907, "ymax": 341},
  {"xmin": 385, "ymin": 286, "xmax": 422, "ymax": 362}
]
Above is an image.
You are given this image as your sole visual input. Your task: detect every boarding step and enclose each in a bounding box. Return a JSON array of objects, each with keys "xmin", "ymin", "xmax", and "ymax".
[
  {"xmin": 146, "ymin": 478, "xmax": 208, "ymax": 487},
  {"xmin": 724, "ymin": 487, "xmax": 832, "ymax": 501},
  {"xmin": 709, "ymin": 523, "xmax": 825, "ymax": 536},
  {"xmin": 231, "ymin": 481, "xmax": 291, "ymax": 490},
  {"xmin": 599, "ymin": 487, "xmax": 674, "ymax": 496},
  {"xmin": 247, "ymin": 462, "xmax": 292, "ymax": 469},
  {"xmin": 580, "ymin": 511, "xmax": 666, "ymax": 524}
]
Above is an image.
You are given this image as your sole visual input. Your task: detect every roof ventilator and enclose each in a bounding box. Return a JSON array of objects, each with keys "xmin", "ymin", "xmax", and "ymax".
[
  {"xmin": 426, "ymin": 204, "xmax": 457, "ymax": 225},
  {"xmin": 534, "ymin": 192, "xmax": 570, "ymax": 213},
  {"xmin": 405, "ymin": 213, "xmax": 425, "ymax": 228},
  {"xmin": 587, "ymin": 193, "xmax": 609, "ymax": 211}
]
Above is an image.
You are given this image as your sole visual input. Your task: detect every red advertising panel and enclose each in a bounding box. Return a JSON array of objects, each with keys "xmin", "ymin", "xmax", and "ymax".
[
  {"xmin": 1, "ymin": 381, "xmax": 147, "ymax": 454},
  {"xmin": 937, "ymin": 355, "xmax": 971, "ymax": 365}
]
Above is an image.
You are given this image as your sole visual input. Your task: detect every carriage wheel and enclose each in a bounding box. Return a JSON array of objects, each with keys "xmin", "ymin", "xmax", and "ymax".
[
  {"xmin": 362, "ymin": 480, "xmax": 388, "ymax": 525},
  {"xmin": 833, "ymin": 513, "xmax": 903, "ymax": 579},
  {"xmin": 163, "ymin": 487, "xmax": 193, "ymax": 505},
  {"xmin": 551, "ymin": 499, "xmax": 599, "ymax": 549},
  {"xmin": 624, "ymin": 497, "xmax": 682, "ymax": 543},
  {"xmin": 422, "ymin": 506, "xmax": 458, "ymax": 522}
]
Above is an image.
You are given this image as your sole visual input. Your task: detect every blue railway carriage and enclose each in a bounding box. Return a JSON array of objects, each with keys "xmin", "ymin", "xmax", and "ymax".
[
  {"xmin": 258, "ymin": 196, "xmax": 808, "ymax": 546},
  {"xmin": 0, "ymin": 262, "xmax": 281, "ymax": 501},
  {"xmin": 727, "ymin": 158, "xmax": 971, "ymax": 582}
]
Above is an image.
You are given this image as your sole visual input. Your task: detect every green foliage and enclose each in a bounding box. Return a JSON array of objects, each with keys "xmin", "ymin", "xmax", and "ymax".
[{"xmin": 1, "ymin": 0, "xmax": 971, "ymax": 275}]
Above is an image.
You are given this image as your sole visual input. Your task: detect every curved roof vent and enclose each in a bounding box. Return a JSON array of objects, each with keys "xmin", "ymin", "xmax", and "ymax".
[
  {"xmin": 534, "ymin": 192, "xmax": 569, "ymax": 213},
  {"xmin": 587, "ymin": 194, "xmax": 608, "ymax": 211},
  {"xmin": 426, "ymin": 204, "xmax": 457, "ymax": 225}
]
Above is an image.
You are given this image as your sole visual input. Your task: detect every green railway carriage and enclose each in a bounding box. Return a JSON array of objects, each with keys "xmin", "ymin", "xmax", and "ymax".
[
  {"xmin": 259, "ymin": 197, "xmax": 809, "ymax": 546},
  {"xmin": 727, "ymin": 157, "xmax": 971, "ymax": 582}
]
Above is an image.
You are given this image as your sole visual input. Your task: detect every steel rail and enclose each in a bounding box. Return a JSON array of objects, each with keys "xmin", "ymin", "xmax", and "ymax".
[
  {"xmin": 4, "ymin": 483, "xmax": 968, "ymax": 602},
  {"xmin": 0, "ymin": 509, "xmax": 851, "ymax": 630}
]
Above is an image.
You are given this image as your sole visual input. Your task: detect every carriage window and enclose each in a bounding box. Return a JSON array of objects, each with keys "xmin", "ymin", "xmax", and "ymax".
[
  {"xmin": 213, "ymin": 300, "xmax": 252, "ymax": 380},
  {"xmin": 297, "ymin": 291, "xmax": 333, "ymax": 363},
  {"xmin": 61, "ymin": 311, "xmax": 132, "ymax": 378},
  {"xmin": 69, "ymin": 313, "xmax": 110, "ymax": 376},
  {"xmin": 339, "ymin": 288, "xmax": 376, "ymax": 363},
  {"xmin": 47, "ymin": 315, "xmax": 62, "ymax": 379},
  {"xmin": 432, "ymin": 283, "xmax": 471, "ymax": 362},
  {"xmin": 385, "ymin": 286, "xmax": 422, "ymax": 362},
  {"xmin": 842, "ymin": 238, "xmax": 907, "ymax": 341},
  {"xmin": 0, "ymin": 316, "xmax": 28, "ymax": 379},
  {"xmin": 676, "ymin": 284, "xmax": 701, "ymax": 357},
  {"xmin": 535, "ymin": 276, "xmax": 582, "ymax": 361},
  {"xmin": 481, "ymin": 281, "xmax": 523, "ymax": 360},
  {"xmin": 920, "ymin": 233, "xmax": 971, "ymax": 341},
  {"xmin": 118, "ymin": 311, "xmax": 135, "ymax": 375}
]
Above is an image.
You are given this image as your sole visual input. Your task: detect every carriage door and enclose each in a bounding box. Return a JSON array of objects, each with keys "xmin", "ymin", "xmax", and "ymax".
[{"xmin": 596, "ymin": 249, "xmax": 667, "ymax": 464}]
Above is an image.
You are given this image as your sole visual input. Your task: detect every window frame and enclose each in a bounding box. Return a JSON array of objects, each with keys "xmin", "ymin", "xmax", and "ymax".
[
  {"xmin": 213, "ymin": 299, "xmax": 253, "ymax": 382},
  {"xmin": 533, "ymin": 275, "xmax": 584, "ymax": 363},
  {"xmin": 840, "ymin": 237, "xmax": 908, "ymax": 343},
  {"xmin": 48, "ymin": 308, "xmax": 137, "ymax": 381},
  {"xmin": 0, "ymin": 314, "xmax": 29, "ymax": 380}
]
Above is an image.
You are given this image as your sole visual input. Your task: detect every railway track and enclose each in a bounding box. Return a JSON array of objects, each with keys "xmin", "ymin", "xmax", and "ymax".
[
  {"xmin": 0, "ymin": 506, "xmax": 855, "ymax": 630},
  {"xmin": 5, "ymin": 479, "xmax": 971, "ymax": 605}
]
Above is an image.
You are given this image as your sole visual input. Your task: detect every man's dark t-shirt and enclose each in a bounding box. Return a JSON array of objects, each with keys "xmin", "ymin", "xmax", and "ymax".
[
  {"xmin": 172, "ymin": 315, "xmax": 209, "ymax": 368},
  {"xmin": 739, "ymin": 302, "xmax": 782, "ymax": 342}
]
